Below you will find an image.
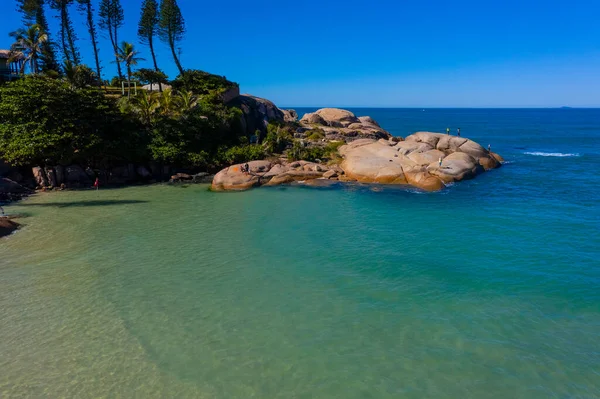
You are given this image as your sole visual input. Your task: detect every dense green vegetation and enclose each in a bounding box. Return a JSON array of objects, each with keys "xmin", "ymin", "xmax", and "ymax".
[
  {"xmin": 0, "ymin": 76, "xmax": 141, "ymax": 166},
  {"xmin": 0, "ymin": 75, "xmax": 250, "ymax": 170}
]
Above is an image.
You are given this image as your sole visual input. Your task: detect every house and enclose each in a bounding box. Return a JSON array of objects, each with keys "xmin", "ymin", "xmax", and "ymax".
[{"xmin": 0, "ymin": 50, "xmax": 24, "ymax": 80}]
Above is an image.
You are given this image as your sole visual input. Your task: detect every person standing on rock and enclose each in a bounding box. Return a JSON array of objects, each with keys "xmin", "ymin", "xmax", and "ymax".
[
  {"xmin": 244, "ymin": 163, "xmax": 250, "ymax": 174},
  {"xmin": 438, "ymin": 157, "xmax": 443, "ymax": 168},
  {"xmin": 488, "ymin": 144, "xmax": 491, "ymax": 152},
  {"xmin": 446, "ymin": 127, "xmax": 450, "ymax": 135},
  {"xmin": 457, "ymin": 128, "xmax": 461, "ymax": 137}
]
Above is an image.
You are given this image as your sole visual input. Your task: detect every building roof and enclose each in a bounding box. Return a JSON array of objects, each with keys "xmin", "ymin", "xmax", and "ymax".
[{"xmin": 0, "ymin": 50, "xmax": 24, "ymax": 61}]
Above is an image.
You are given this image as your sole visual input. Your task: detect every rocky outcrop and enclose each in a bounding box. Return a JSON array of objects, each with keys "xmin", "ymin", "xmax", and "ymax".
[
  {"xmin": 339, "ymin": 132, "xmax": 500, "ymax": 191},
  {"xmin": 231, "ymin": 95, "xmax": 295, "ymax": 137},
  {"xmin": 282, "ymin": 109, "xmax": 298, "ymax": 123},
  {"xmin": 211, "ymin": 160, "xmax": 341, "ymax": 191},
  {"xmin": 32, "ymin": 167, "xmax": 48, "ymax": 187},
  {"xmin": 211, "ymin": 132, "xmax": 502, "ymax": 192},
  {"xmin": 0, "ymin": 177, "xmax": 32, "ymax": 203},
  {"xmin": 299, "ymin": 108, "xmax": 392, "ymax": 142},
  {"xmin": 0, "ymin": 217, "xmax": 19, "ymax": 238}
]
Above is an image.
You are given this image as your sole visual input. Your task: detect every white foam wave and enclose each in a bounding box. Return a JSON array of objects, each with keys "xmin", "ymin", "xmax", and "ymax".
[{"xmin": 524, "ymin": 151, "xmax": 580, "ymax": 157}]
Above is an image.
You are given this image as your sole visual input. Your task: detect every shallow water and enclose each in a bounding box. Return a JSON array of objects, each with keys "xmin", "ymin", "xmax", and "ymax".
[{"xmin": 1, "ymin": 109, "xmax": 600, "ymax": 398}]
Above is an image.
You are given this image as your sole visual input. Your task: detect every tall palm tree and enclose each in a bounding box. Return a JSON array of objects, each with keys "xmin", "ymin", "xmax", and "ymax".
[
  {"xmin": 116, "ymin": 41, "xmax": 144, "ymax": 98},
  {"xmin": 9, "ymin": 24, "xmax": 48, "ymax": 74}
]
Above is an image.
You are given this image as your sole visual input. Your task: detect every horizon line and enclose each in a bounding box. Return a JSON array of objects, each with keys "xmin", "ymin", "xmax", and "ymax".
[{"xmin": 279, "ymin": 106, "xmax": 600, "ymax": 109}]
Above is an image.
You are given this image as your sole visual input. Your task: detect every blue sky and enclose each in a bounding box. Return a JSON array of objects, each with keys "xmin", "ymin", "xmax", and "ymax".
[{"xmin": 1, "ymin": 0, "xmax": 599, "ymax": 107}]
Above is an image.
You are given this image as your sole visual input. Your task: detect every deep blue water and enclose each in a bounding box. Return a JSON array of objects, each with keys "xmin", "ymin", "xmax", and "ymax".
[{"xmin": 1, "ymin": 109, "xmax": 599, "ymax": 398}]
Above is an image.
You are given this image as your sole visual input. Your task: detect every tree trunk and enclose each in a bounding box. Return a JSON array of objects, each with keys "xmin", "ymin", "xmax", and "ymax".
[
  {"xmin": 86, "ymin": 2, "xmax": 102, "ymax": 82},
  {"xmin": 60, "ymin": 7, "xmax": 70, "ymax": 63},
  {"xmin": 106, "ymin": 14, "xmax": 123, "ymax": 81},
  {"xmin": 63, "ymin": 5, "xmax": 79, "ymax": 64},
  {"xmin": 127, "ymin": 65, "xmax": 131, "ymax": 99},
  {"xmin": 169, "ymin": 38, "xmax": 184, "ymax": 76},
  {"xmin": 148, "ymin": 36, "xmax": 162, "ymax": 92},
  {"xmin": 113, "ymin": 22, "xmax": 123, "ymax": 80}
]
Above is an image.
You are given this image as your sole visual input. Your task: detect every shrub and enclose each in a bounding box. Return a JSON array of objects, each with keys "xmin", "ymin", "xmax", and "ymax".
[
  {"xmin": 287, "ymin": 140, "xmax": 344, "ymax": 162},
  {"xmin": 263, "ymin": 121, "xmax": 293, "ymax": 154},
  {"xmin": 218, "ymin": 144, "xmax": 266, "ymax": 165},
  {"xmin": 171, "ymin": 69, "xmax": 238, "ymax": 95},
  {"xmin": 306, "ymin": 128, "xmax": 325, "ymax": 141}
]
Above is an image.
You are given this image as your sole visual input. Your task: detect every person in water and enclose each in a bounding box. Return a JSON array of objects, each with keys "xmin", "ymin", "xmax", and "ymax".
[
  {"xmin": 446, "ymin": 127, "xmax": 450, "ymax": 135},
  {"xmin": 457, "ymin": 128, "xmax": 461, "ymax": 137}
]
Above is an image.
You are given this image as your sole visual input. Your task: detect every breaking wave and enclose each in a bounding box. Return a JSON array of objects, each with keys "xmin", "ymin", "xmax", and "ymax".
[{"xmin": 524, "ymin": 151, "xmax": 581, "ymax": 157}]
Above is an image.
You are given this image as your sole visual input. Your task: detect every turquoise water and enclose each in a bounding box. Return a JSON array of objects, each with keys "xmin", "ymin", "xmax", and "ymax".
[{"xmin": 1, "ymin": 109, "xmax": 600, "ymax": 398}]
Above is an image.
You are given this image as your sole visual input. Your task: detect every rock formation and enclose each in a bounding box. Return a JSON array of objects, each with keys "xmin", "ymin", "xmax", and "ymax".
[
  {"xmin": 211, "ymin": 160, "xmax": 342, "ymax": 191},
  {"xmin": 211, "ymin": 116, "xmax": 503, "ymax": 192},
  {"xmin": 231, "ymin": 94, "xmax": 298, "ymax": 137},
  {"xmin": 339, "ymin": 132, "xmax": 502, "ymax": 190},
  {"xmin": 0, "ymin": 217, "xmax": 19, "ymax": 238},
  {"xmin": 299, "ymin": 108, "xmax": 391, "ymax": 141}
]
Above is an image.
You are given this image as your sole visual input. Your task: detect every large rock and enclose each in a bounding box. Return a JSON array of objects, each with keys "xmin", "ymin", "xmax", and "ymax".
[
  {"xmin": 338, "ymin": 132, "xmax": 501, "ymax": 191},
  {"xmin": 265, "ymin": 170, "xmax": 324, "ymax": 186},
  {"xmin": 32, "ymin": 167, "xmax": 48, "ymax": 187},
  {"xmin": 55, "ymin": 165, "xmax": 65, "ymax": 186},
  {"xmin": 211, "ymin": 160, "xmax": 272, "ymax": 191},
  {"xmin": 427, "ymin": 152, "xmax": 482, "ymax": 183},
  {"xmin": 282, "ymin": 109, "xmax": 298, "ymax": 123},
  {"xmin": 231, "ymin": 95, "xmax": 289, "ymax": 137},
  {"xmin": 0, "ymin": 178, "xmax": 31, "ymax": 203},
  {"xmin": 299, "ymin": 109, "xmax": 392, "ymax": 142},
  {"xmin": 45, "ymin": 167, "xmax": 58, "ymax": 187},
  {"xmin": 0, "ymin": 218, "xmax": 19, "ymax": 238},
  {"xmin": 0, "ymin": 178, "xmax": 30, "ymax": 194},
  {"xmin": 300, "ymin": 113, "xmax": 327, "ymax": 125},
  {"xmin": 313, "ymin": 108, "xmax": 360, "ymax": 127},
  {"xmin": 65, "ymin": 165, "xmax": 92, "ymax": 186}
]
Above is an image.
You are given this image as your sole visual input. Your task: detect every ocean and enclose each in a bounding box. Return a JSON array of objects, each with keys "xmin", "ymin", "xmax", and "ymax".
[{"xmin": 1, "ymin": 108, "xmax": 599, "ymax": 398}]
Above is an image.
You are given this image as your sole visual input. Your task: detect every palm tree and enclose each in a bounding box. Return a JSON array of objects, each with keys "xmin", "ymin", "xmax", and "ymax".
[
  {"xmin": 131, "ymin": 90, "xmax": 160, "ymax": 124},
  {"xmin": 115, "ymin": 41, "xmax": 144, "ymax": 98},
  {"xmin": 178, "ymin": 90, "xmax": 197, "ymax": 111},
  {"xmin": 9, "ymin": 24, "xmax": 48, "ymax": 74},
  {"xmin": 157, "ymin": 89, "xmax": 176, "ymax": 115}
]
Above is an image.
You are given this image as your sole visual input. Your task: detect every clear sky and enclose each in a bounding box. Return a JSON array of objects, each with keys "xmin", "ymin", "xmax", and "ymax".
[{"xmin": 1, "ymin": 0, "xmax": 599, "ymax": 107}]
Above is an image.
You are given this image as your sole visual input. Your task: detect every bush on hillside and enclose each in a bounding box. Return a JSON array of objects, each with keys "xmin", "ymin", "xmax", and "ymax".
[
  {"xmin": 0, "ymin": 76, "xmax": 143, "ymax": 166},
  {"xmin": 171, "ymin": 69, "xmax": 238, "ymax": 95},
  {"xmin": 217, "ymin": 144, "xmax": 266, "ymax": 165},
  {"xmin": 263, "ymin": 121, "xmax": 293, "ymax": 153}
]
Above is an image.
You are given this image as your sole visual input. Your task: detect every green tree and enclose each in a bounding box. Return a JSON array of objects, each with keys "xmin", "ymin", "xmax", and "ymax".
[
  {"xmin": 170, "ymin": 69, "xmax": 237, "ymax": 95},
  {"xmin": 9, "ymin": 24, "xmax": 48, "ymax": 74},
  {"xmin": 138, "ymin": 0, "xmax": 162, "ymax": 91},
  {"xmin": 15, "ymin": 0, "xmax": 60, "ymax": 73},
  {"xmin": 76, "ymin": 0, "xmax": 102, "ymax": 81},
  {"xmin": 158, "ymin": 0, "xmax": 185, "ymax": 75},
  {"xmin": 63, "ymin": 60, "xmax": 99, "ymax": 88},
  {"xmin": 0, "ymin": 76, "xmax": 143, "ymax": 166},
  {"xmin": 50, "ymin": 0, "xmax": 80, "ymax": 65},
  {"xmin": 178, "ymin": 90, "xmax": 197, "ymax": 111},
  {"xmin": 116, "ymin": 41, "xmax": 144, "ymax": 98},
  {"xmin": 99, "ymin": 0, "xmax": 124, "ymax": 81},
  {"xmin": 122, "ymin": 89, "xmax": 160, "ymax": 125},
  {"xmin": 132, "ymin": 67, "xmax": 168, "ymax": 91}
]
